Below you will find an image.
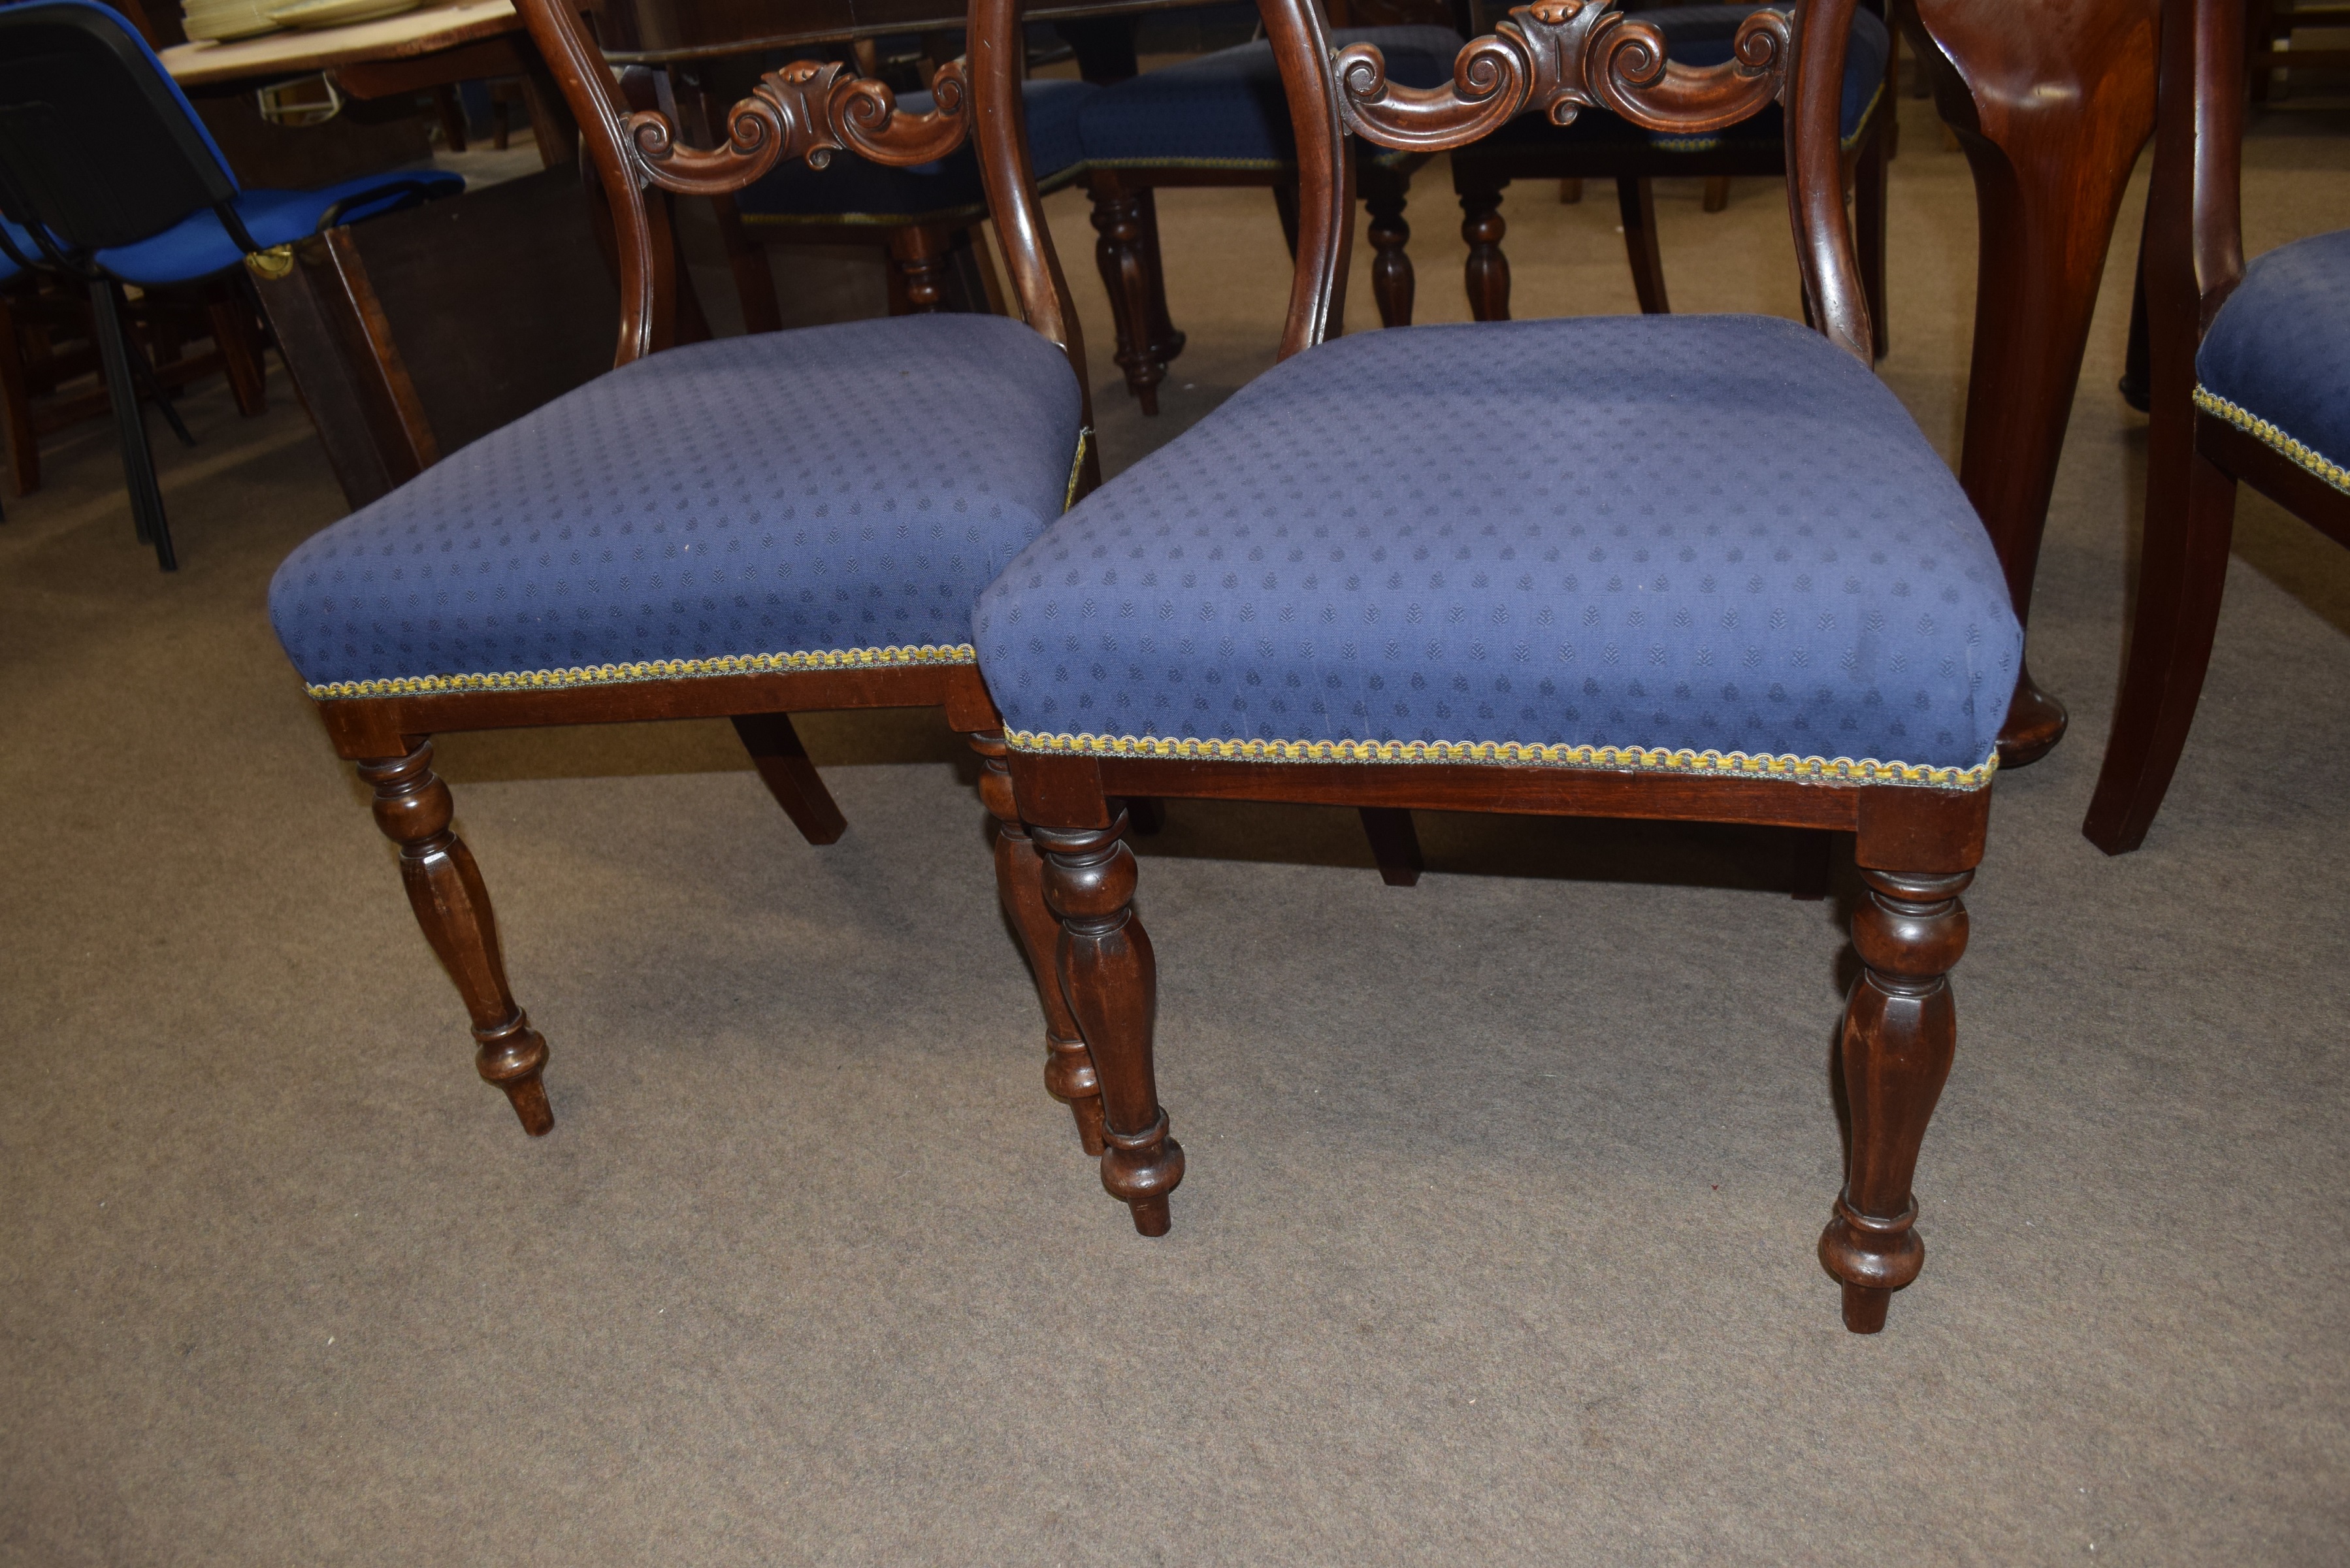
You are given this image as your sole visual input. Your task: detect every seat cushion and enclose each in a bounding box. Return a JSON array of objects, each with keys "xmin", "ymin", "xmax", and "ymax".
[
  {"xmin": 93, "ymin": 169, "xmax": 465, "ymax": 285},
  {"xmin": 975, "ymin": 314, "xmax": 2019, "ymax": 787},
  {"xmin": 2195, "ymin": 226, "xmax": 2350, "ymax": 496},
  {"xmin": 737, "ymin": 78, "xmax": 1094, "ymax": 225},
  {"xmin": 270, "ymin": 312, "xmax": 1085, "ymax": 698},
  {"xmin": 1077, "ymin": 26, "xmax": 1465, "ymax": 169},
  {"xmin": 1473, "ymin": 3, "xmax": 1889, "ymax": 158}
]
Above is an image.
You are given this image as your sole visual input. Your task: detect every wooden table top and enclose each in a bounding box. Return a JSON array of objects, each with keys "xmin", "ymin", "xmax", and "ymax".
[{"xmin": 158, "ymin": 0, "xmax": 519, "ymax": 86}]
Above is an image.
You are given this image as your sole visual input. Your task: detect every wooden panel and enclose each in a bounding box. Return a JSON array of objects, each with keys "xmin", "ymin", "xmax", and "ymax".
[{"xmin": 342, "ymin": 166, "xmax": 621, "ymax": 459}]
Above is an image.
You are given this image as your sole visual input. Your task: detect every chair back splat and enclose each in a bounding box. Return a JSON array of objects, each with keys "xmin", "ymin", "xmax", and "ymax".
[{"xmin": 510, "ymin": 0, "xmax": 1088, "ymax": 414}]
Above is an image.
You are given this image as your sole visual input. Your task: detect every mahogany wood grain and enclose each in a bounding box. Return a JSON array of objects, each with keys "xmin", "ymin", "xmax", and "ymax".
[
  {"xmin": 729, "ymin": 712, "xmax": 848, "ymax": 844},
  {"xmin": 975, "ymin": 733, "xmax": 1107, "ymax": 1152},
  {"xmin": 1820, "ymin": 866, "xmax": 1968, "ymax": 1332},
  {"xmin": 1903, "ymin": 0, "xmax": 2159, "ymax": 766},
  {"xmin": 1358, "ymin": 805, "xmax": 1424, "ymax": 887},
  {"xmin": 994, "ymin": 0, "xmax": 1991, "ymax": 1328},
  {"xmin": 291, "ymin": 0, "xmax": 1089, "ymax": 1132},
  {"xmin": 2083, "ymin": 0, "xmax": 2350, "ymax": 853},
  {"xmin": 1037, "ymin": 811, "xmax": 1180, "ymax": 1233},
  {"xmin": 1616, "ymin": 175, "xmax": 1669, "ymax": 314},
  {"xmin": 360, "ymin": 742, "xmax": 555, "ymax": 1135}
]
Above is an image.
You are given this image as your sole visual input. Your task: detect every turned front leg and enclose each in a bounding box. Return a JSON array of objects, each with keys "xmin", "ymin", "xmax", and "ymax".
[
  {"xmin": 971, "ymin": 735, "xmax": 1105, "ymax": 1154},
  {"xmin": 1820, "ymin": 868, "xmax": 1970, "ymax": 1331},
  {"xmin": 1035, "ymin": 813, "xmax": 1183, "ymax": 1235},
  {"xmin": 359, "ymin": 742, "xmax": 553, "ymax": 1135}
]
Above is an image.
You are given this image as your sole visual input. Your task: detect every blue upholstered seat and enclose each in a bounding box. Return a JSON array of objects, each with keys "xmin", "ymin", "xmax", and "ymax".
[
  {"xmin": 93, "ymin": 170, "xmax": 465, "ymax": 286},
  {"xmin": 1077, "ymin": 26, "xmax": 1465, "ymax": 169},
  {"xmin": 975, "ymin": 314, "xmax": 2019, "ymax": 785},
  {"xmin": 736, "ymin": 78, "xmax": 1094, "ymax": 225},
  {"xmin": 2195, "ymin": 226, "xmax": 2350, "ymax": 495},
  {"xmin": 270, "ymin": 313, "xmax": 1085, "ymax": 696},
  {"xmin": 1475, "ymin": 3, "xmax": 1889, "ymax": 157}
]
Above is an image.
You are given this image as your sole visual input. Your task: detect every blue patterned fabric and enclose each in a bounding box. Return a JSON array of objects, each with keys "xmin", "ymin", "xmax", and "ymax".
[
  {"xmin": 2195, "ymin": 226, "xmax": 2350, "ymax": 495},
  {"xmin": 975, "ymin": 314, "xmax": 2018, "ymax": 785},
  {"xmin": 737, "ymin": 78, "xmax": 1094, "ymax": 224},
  {"xmin": 1077, "ymin": 26, "xmax": 1465, "ymax": 169},
  {"xmin": 1475, "ymin": 4, "xmax": 1889, "ymax": 157},
  {"xmin": 270, "ymin": 313, "xmax": 1085, "ymax": 696},
  {"xmin": 93, "ymin": 170, "xmax": 465, "ymax": 285}
]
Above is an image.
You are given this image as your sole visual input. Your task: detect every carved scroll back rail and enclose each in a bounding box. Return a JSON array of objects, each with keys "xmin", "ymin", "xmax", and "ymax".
[
  {"xmin": 1334, "ymin": 0, "xmax": 1792, "ymax": 151},
  {"xmin": 626, "ymin": 57, "xmax": 974, "ymax": 197}
]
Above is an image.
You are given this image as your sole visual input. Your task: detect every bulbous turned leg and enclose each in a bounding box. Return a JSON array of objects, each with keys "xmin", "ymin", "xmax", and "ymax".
[
  {"xmin": 1036, "ymin": 812, "xmax": 1183, "ymax": 1235},
  {"xmin": 359, "ymin": 742, "xmax": 553, "ymax": 1135},
  {"xmin": 885, "ymin": 225, "xmax": 953, "ymax": 314},
  {"xmin": 1458, "ymin": 180, "xmax": 1511, "ymax": 321},
  {"xmin": 1363, "ymin": 170, "xmax": 1415, "ymax": 328},
  {"xmin": 1088, "ymin": 178, "xmax": 1167, "ymax": 414},
  {"xmin": 1820, "ymin": 868, "xmax": 1970, "ymax": 1331},
  {"xmin": 970, "ymin": 734, "xmax": 1104, "ymax": 1154}
]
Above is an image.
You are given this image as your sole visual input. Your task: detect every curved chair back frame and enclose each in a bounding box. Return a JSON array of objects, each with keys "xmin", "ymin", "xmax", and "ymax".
[
  {"xmin": 508, "ymin": 0, "xmax": 1068, "ymax": 374},
  {"xmin": 1141, "ymin": 0, "xmax": 1877, "ymax": 362}
]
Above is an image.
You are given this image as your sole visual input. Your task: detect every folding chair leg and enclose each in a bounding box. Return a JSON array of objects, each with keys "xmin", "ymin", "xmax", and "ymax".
[{"xmin": 88, "ymin": 278, "xmax": 174, "ymax": 571}]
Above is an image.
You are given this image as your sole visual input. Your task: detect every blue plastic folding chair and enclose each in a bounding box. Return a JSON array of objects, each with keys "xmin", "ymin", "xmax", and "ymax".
[{"xmin": 0, "ymin": 0, "xmax": 461, "ymax": 567}]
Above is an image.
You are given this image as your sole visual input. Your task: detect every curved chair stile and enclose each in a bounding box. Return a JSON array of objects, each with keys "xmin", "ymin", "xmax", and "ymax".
[
  {"xmin": 976, "ymin": 0, "xmax": 2010, "ymax": 1333},
  {"xmin": 1445, "ymin": 0, "xmax": 1899, "ymax": 355},
  {"xmin": 2082, "ymin": 0, "xmax": 2350, "ymax": 852},
  {"xmin": 263, "ymin": 0, "xmax": 1116, "ymax": 1152}
]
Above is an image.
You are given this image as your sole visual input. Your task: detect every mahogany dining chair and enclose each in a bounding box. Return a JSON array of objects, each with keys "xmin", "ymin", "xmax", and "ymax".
[
  {"xmin": 2082, "ymin": 0, "xmax": 2350, "ymax": 852},
  {"xmin": 260, "ymin": 0, "xmax": 1113, "ymax": 1148},
  {"xmin": 975, "ymin": 0, "xmax": 2020, "ymax": 1331}
]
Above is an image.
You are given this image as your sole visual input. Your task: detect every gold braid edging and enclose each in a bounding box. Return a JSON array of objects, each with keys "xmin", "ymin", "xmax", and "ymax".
[
  {"xmin": 1064, "ymin": 427, "xmax": 1092, "ymax": 513},
  {"xmin": 1002, "ymin": 729, "xmax": 1997, "ymax": 788},
  {"xmin": 2194, "ymin": 386, "xmax": 2350, "ymax": 496},
  {"xmin": 307, "ymin": 643, "xmax": 977, "ymax": 700}
]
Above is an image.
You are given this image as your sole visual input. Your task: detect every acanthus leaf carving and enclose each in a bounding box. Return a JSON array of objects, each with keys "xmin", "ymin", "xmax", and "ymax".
[
  {"xmin": 1337, "ymin": 0, "xmax": 1791, "ymax": 152},
  {"xmin": 627, "ymin": 57, "xmax": 973, "ymax": 199}
]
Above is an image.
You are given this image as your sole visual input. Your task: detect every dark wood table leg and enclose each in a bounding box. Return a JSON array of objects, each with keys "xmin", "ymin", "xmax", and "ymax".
[{"xmin": 1904, "ymin": 0, "xmax": 2159, "ymax": 768}]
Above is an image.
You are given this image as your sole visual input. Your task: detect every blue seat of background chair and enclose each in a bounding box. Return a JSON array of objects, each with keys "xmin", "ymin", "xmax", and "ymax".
[
  {"xmin": 91, "ymin": 169, "xmax": 466, "ymax": 286},
  {"xmin": 270, "ymin": 312, "xmax": 1085, "ymax": 697},
  {"xmin": 736, "ymin": 78, "xmax": 1094, "ymax": 225},
  {"xmin": 975, "ymin": 314, "xmax": 2019, "ymax": 785},
  {"xmin": 1077, "ymin": 26, "xmax": 1465, "ymax": 169},
  {"xmin": 2194, "ymin": 226, "xmax": 2350, "ymax": 494},
  {"xmin": 1477, "ymin": 4, "xmax": 1889, "ymax": 156}
]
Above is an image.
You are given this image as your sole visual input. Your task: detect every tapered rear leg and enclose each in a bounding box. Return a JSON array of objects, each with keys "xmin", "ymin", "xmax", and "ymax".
[
  {"xmin": 1788, "ymin": 827, "xmax": 1835, "ymax": 901},
  {"xmin": 1037, "ymin": 809, "xmax": 1181, "ymax": 1235},
  {"xmin": 972, "ymin": 735, "xmax": 1105, "ymax": 1153},
  {"xmin": 731, "ymin": 712, "xmax": 847, "ymax": 845},
  {"xmin": 1358, "ymin": 806, "xmax": 1422, "ymax": 887},
  {"xmin": 2082, "ymin": 434, "xmax": 2240, "ymax": 853},
  {"xmin": 360, "ymin": 742, "xmax": 553, "ymax": 1135},
  {"xmin": 1616, "ymin": 177, "xmax": 1670, "ymax": 314},
  {"xmin": 1820, "ymin": 867, "xmax": 1970, "ymax": 1331}
]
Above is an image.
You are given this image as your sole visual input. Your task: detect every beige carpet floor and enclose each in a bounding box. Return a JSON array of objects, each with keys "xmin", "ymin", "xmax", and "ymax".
[{"xmin": 4, "ymin": 93, "xmax": 2349, "ymax": 1564}]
